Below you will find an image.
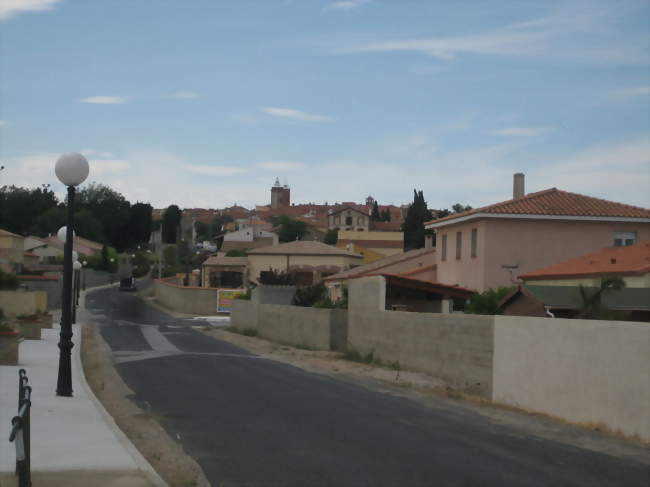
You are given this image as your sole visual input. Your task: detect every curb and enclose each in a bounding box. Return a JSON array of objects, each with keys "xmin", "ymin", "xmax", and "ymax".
[{"xmin": 75, "ymin": 291, "xmax": 169, "ymax": 487}]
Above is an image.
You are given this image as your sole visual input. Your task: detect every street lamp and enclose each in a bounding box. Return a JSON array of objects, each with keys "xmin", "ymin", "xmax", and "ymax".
[
  {"xmin": 72, "ymin": 260, "xmax": 82, "ymax": 324},
  {"xmin": 82, "ymin": 260, "xmax": 87, "ymax": 291},
  {"xmin": 54, "ymin": 152, "xmax": 89, "ymax": 397}
]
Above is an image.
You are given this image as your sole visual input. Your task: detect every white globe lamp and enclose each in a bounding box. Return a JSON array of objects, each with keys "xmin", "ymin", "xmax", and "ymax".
[
  {"xmin": 55, "ymin": 152, "xmax": 89, "ymax": 187},
  {"xmin": 57, "ymin": 226, "xmax": 75, "ymax": 242},
  {"xmin": 73, "ymin": 260, "xmax": 82, "ymax": 271}
]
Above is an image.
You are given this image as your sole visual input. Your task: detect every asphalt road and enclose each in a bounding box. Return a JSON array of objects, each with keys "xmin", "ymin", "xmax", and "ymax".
[{"xmin": 85, "ymin": 286, "xmax": 649, "ymax": 487}]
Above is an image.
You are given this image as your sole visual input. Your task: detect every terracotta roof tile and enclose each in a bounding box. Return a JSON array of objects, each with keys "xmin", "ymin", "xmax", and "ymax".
[
  {"xmin": 520, "ymin": 240, "xmax": 650, "ymax": 280},
  {"xmin": 247, "ymin": 240, "xmax": 362, "ymax": 257},
  {"xmin": 426, "ymin": 188, "xmax": 650, "ymax": 226},
  {"xmin": 324, "ymin": 247, "xmax": 435, "ymax": 281}
]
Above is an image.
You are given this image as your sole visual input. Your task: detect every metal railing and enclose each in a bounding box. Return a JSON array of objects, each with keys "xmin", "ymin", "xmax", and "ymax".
[{"xmin": 9, "ymin": 368, "xmax": 32, "ymax": 487}]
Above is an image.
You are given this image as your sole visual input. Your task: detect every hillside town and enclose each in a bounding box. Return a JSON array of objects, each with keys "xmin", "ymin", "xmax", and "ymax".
[{"xmin": 1, "ymin": 2, "xmax": 649, "ymax": 487}]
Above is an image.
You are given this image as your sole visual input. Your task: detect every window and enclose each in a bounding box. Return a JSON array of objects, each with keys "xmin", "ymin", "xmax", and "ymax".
[
  {"xmin": 471, "ymin": 228, "xmax": 477, "ymax": 258},
  {"xmin": 614, "ymin": 231, "xmax": 636, "ymax": 247},
  {"xmin": 346, "ymin": 216, "xmax": 353, "ymax": 225},
  {"xmin": 441, "ymin": 234, "xmax": 447, "ymax": 261},
  {"xmin": 455, "ymin": 232, "xmax": 462, "ymax": 260}
]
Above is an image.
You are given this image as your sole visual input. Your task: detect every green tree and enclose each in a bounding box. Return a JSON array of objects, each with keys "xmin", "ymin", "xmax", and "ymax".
[
  {"xmin": 0, "ymin": 184, "xmax": 59, "ymax": 235},
  {"xmin": 162, "ymin": 205, "xmax": 182, "ymax": 244},
  {"xmin": 225, "ymin": 249, "xmax": 248, "ymax": 257},
  {"xmin": 381, "ymin": 208, "xmax": 391, "ymax": 221},
  {"xmin": 31, "ymin": 205, "xmax": 66, "ymax": 237},
  {"xmin": 195, "ymin": 221, "xmax": 210, "ymax": 241},
  {"xmin": 452, "ymin": 203, "xmax": 473, "ymax": 214},
  {"xmin": 402, "ymin": 189, "xmax": 433, "ymax": 250},
  {"xmin": 371, "ymin": 201, "xmax": 381, "ymax": 221},
  {"xmin": 324, "ymin": 228, "xmax": 338, "ymax": 245},
  {"xmin": 270, "ymin": 216, "xmax": 308, "ymax": 242},
  {"xmin": 77, "ymin": 183, "xmax": 130, "ymax": 250},
  {"xmin": 578, "ymin": 276, "xmax": 626, "ymax": 319},
  {"xmin": 74, "ymin": 209, "xmax": 105, "ymax": 242},
  {"xmin": 127, "ymin": 202, "xmax": 153, "ymax": 246}
]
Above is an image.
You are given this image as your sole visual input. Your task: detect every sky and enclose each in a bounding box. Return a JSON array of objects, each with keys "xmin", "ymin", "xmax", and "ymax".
[{"xmin": 1, "ymin": 0, "xmax": 649, "ymax": 210}]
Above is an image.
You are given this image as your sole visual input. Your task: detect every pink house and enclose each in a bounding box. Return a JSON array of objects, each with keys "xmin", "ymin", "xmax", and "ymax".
[{"xmin": 425, "ymin": 174, "xmax": 650, "ymax": 292}]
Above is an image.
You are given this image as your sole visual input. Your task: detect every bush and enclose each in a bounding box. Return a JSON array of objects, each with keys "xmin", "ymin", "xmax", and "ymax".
[
  {"xmin": 464, "ymin": 287, "xmax": 513, "ymax": 315},
  {"xmin": 293, "ymin": 282, "xmax": 327, "ymax": 307},
  {"xmin": 235, "ymin": 289, "xmax": 252, "ymax": 300},
  {"xmin": 0, "ymin": 270, "xmax": 18, "ymax": 290},
  {"xmin": 259, "ymin": 269, "xmax": 295, "ymax": 286}
]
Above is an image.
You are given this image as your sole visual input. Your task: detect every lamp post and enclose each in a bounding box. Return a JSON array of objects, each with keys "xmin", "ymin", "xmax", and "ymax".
[
  {"xmin": 55, "ymin": 152, "xmax": 89, "ymax": 397},
  {"xmin": 82, "ymin": 260, "xmax": 87, "ymax": 291},
  {"xmin": 72, "ymin": 260, "xmax": 82, "ymax": 324}
]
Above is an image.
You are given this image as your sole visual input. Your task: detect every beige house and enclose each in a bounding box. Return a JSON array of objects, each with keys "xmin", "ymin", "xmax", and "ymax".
[
  {"xmin": 201, "ymin": 256, "xmax": 249, "ymax": 288},
  {"xmin": 247, "ymin": 240, "xmax": 363, "ymax": 286},
  {"xmin": 0, "ymin": 229, "xmax": 25, "ymax": 272},
  {"xmin": 328, "ymin": 206, "xmax": 370, "ymax": 232},
  {"xmin": 336, "ymin": 230, "xmax": 404, "ymax": 262},
  {"xmin": 425, "ymin": 174, "xmax": 650, "ymax": 292}
]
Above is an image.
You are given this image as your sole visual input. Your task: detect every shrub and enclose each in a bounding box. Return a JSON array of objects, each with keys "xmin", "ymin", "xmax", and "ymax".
[
  {"xmin": 0, "ymin": 270, "xmax": 18, "ymax": 290},
  {"xmin": 259, "ymin": 269, "xmax": 295, "ymax": 286},
  {"xmin": 235, "ymin": 289, "xmax": 252, "ymax": 300},
  {"xmin": 293, "ymin": 282, "xmax": 327, "ymax": 307},
  {"xmin": 464, "ymin": 287, "xmax": 513, "ymax": 315}
]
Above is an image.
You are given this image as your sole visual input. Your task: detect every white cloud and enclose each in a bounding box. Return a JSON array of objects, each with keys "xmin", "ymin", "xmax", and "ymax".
[
  {"xmin": 167, "ymin": 90, "xmax": 200, "ymax": 100},
  {"xmin": 185, "ymin": 164, "xmax": 247, "ymax": 176},
  {"xmin": 488, "ymin": 127, "xmax": 552, "ymax": 137},
  {"xmin": 324, "ymin": 0, "xmax": 370, "ymax": 11},
  {"xmin": 336, "ymin": 2, "xmax": 648, "ymax": 64},
  {"xmin": 256, "ymin": 162, "xmax": 305, "ymax": 171},
  {"xmin": 261, "ymin": 107, "xmax": 333, "ymax": 122},
  {"xmin": 0, "ymin": 0, "xmax": 62, "ymax": 20},
  {"xmin": 609, "ymin": 85, "xmax": 650, "ymax": 100},
  {"xmin": 79, "ymin": 96, "xmax": 128, "ymax": 105}
]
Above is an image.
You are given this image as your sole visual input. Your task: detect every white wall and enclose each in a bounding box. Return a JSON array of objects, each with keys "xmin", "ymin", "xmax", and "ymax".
[{"xmin": 493, "ymin": 316, "xmax": 650, "ymax": 440}]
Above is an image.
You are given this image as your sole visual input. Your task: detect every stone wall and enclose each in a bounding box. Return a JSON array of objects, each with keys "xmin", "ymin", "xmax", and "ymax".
[
  {"xmin": 492, "ymin": 315, "xmax": 650, "ymax": 441},
  {"xmin": 231, "ymin": 300, "xmax": 257, "ymax": 330},
  {"xmin": 348, "ymin": 276, "xmax": 494, "ymax": 397}
]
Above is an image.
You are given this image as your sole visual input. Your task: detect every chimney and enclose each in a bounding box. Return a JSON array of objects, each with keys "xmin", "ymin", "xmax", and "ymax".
[
  {"xmin": 425, "ymin": 234, "xmax": 434, "ymax": 249},
  {"xmin": 513, "ymin": 173, "xmax": 525, "ymax": 199}
]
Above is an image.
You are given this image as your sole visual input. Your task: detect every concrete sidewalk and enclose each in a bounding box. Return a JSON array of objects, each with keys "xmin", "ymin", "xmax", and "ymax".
[{"xmin": 0, "ymin": 309, "xmax": 167, "ymax": 486}]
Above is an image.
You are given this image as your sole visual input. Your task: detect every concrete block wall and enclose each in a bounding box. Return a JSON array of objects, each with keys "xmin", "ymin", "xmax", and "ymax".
[
  {"xmin": 230, "ymin": 299, "xmax": 348, "ymax": 351},
  {"xmin": 348, "ymin": 276, "xmax": 494, "ymax": 397},
  {"xmin": 153, "ymin": 278, "xmax": 219, "ymax": 315},
  {"xmin": 231, "ymin": 300, "xmax": 258, "ymax": 330},
  {"xmin": 493, "ymin": 316, "xmax": 650, "ymax": 441}
]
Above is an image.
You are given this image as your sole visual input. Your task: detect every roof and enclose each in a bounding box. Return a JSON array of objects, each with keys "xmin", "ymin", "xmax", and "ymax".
[
  {"xmin": 371, "ymin": 220, "xmax": 403, "ymax": 232},
  {"xmin": 362, "ymin": 273, "xmax": 475, "ymax": 299},
  {"xmin": 520, "ymin": 240, "xmax": 650, "ymax": 280},
  {"xmin": 337, "ymin": 239, "xmax": 403, "ymax": 249},
  {"xmin": 202, "ymin": 256, "xmax": 248, "ymax": 267},
  {"xmin": 425, "ymin": 188, "xmax": 650, "ymax": 228},
  {"xmin": 324, "ymin": 247, "xmax": 435, "ymax": 281},
  {"xmin": 247, "ymin": 240, "xmax": 362, "ymax": 258},
  {"xmin": 0, "ymin": 229, "xmax": 23, "ymax": 238}
]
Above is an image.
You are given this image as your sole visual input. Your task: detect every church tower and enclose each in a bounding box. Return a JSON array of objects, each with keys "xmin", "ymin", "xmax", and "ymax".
[{"xmin": 271, "ymin": 178, "xmax": 291, "ymax": 209}]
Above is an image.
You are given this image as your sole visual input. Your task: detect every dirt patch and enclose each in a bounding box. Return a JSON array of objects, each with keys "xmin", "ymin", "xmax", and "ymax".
[{"xmin": 81, "ymin": 324, "xmax": 210, "ymax": 487}]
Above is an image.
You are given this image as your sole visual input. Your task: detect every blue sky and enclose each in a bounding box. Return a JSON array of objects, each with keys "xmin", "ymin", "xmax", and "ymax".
[{"xmin": 1, "ymin": 0, "xmax": 648, "ymax": 209}]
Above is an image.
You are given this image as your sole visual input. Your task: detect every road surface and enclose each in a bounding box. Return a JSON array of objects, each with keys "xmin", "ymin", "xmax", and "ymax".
[{"xmin": 84, "ymin": 286, "xmax": 649, "ymax": 487}]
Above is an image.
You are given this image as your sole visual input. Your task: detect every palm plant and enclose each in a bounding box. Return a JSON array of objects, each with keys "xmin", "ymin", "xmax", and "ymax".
[{"xmin": 578, "ymin": 276, "xmax": 625, "ymax": 319}]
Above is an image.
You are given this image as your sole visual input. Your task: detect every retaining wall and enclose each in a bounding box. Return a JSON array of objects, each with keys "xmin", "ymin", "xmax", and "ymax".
[{"xmin": 0, "ymin": 290, "xmax": 48, "ymax": 317}]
